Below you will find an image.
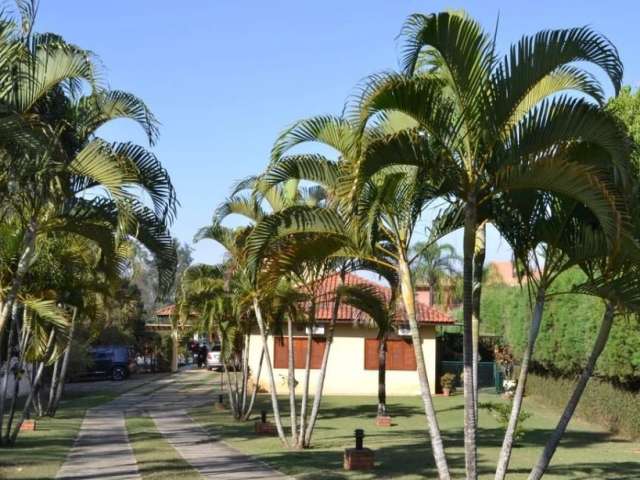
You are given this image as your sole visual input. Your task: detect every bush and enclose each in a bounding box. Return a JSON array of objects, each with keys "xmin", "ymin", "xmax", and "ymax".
[
  {"xmin": 440, "ymin": 372, "xmax": 456, "ymax": 391},
  {"xmin": 526, "ymin": 373, "xmax": 640, "ymax": 440},
  {"xmin": 480, "ymin": 401, "xmax": 531, "ymax": 444}
]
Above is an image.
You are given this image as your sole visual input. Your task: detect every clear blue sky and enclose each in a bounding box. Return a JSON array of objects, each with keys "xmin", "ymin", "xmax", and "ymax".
[{"xmin": 37, "ymin": 1, "xmax": 640, "ymax": 265}]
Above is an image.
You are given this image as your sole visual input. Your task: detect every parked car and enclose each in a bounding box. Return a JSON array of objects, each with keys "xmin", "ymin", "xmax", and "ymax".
[
  {"xmin": 206, "ymin": 343, "xmax": 223, "ymax": 370},
  {"xmin": 85, "ymin": 345, "xmax": 135, "ymax": 381}
]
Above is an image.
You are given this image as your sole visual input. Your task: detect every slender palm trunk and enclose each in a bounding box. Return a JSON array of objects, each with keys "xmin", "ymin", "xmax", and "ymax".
[
  {"xmin": 286, "ymin": 316, "xmax": 297, "ymax": 443},
  {"xmin": 252, "ymin": 297, "xmax": 288, "ymax": 446},
  {"xmin": 0, "ymin": 309, "xmax": 17, "ymax": 440},
  {"xmin": 528, "ymin": 303, "xmax": 614, "ymax": 480},
  {"xmin": 47, "ymin": 359, "xmax": 60, "ymax": 413},
  {"xmin": 297, "ymin": 326, "xmax": 313, "ymax": 448},
  {"xmin": 377, "ymin": 335, "xmax": 387, "ymax": 416},
  {"xmin": 223, "ymin": 360, "xmax": 239, "ymax": 418},
  {"xmin": 170, "ymin": 327, "xmax": 179, "ymax": 373},
  {"xmin": 303, "ymin": 276, "xmax": 342, "ymax": 447},
  {"xmin": 462, "ymin": 202, "xmax": 478, "ymax": 479},
  {"xmin": 472, "ymin": 223, "xmax": 486, "ymax": 419},
  {"xmin": 241, "ymin": 334, "xmax": 250, "ymax": 414},
  {"xmin": 9, "ymin": 330, "xmax": 55, "ymax": 444},
  {"xmin": 399, "ymin": 254, "xmax": 450, "ymax": 479},
  {"xmin": 0, "ymin": 225, "xmax": 36, "ymax": 338},
  {"xmin": 242, "ymin": 345, "xmax": 264, "ymax": 421},
  {"xmin": 48, "ymin": 307, "xmax": 77, "ymax": 417},
  {"xmin": 3, "ymin": 306, "xmax": 27, "ymax": 444},
  {"xmin": 495, "ymin": 287, "xmax": 546, "ymax": 480}
]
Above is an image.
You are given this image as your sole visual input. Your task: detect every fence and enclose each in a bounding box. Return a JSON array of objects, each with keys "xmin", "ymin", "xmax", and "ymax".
[{"xmin": 439, "ymin": 360, "xmax": 500, "ymax": 393}]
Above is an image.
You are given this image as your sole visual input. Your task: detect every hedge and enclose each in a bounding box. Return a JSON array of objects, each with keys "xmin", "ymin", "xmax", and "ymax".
[{"xmin": 526, "ymin": 373, "xmax": 640, "ymax": 440}]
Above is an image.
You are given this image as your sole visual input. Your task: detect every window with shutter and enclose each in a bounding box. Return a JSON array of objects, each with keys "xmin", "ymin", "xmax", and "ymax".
[
  {"xmin": 273, "ymin": 337, "xmax": 326, "ymax": 369},
  {"xmin": 364, "ymin": 338, "xmax": 417, "ymax": 371}
]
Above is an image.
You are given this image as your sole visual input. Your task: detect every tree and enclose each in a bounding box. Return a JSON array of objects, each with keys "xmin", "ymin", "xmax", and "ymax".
[
  {"xmin": 352, "ymin": 11, "xmax": 628, "ymax": 477},
  {"xmin": 411, "ymin": 241, "xmax": 460, "ymax": 306},
  {"xmin": 338, "ymin": 283, "xmax": 395, "ymax": 416}
]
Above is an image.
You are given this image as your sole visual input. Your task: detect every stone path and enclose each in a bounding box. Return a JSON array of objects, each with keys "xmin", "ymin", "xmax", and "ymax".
[
  {"xmin": 56, "ymin": 370, "xmax": 287, "ymax": 480},
  {"xmin": 152, "ymin": 409, "xmax": 287, "ymax": 479}
]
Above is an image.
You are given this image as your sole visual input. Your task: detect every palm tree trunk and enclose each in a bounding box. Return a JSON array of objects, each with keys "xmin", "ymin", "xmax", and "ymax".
[
  {"xmin": 48, "ymin": 307, "xmax": 77, "ymax": 417},
  {"xmin": 242, "ymin": 345, "xmax": 264, "ymax": 420},
  {"xmin": 472, "ymin": 222, "xmax": 486, "ymax": 419},
  {"xmin": 47, "ymin": 359, "xmax": 60, "ymax": 413},
  {"xmin": 528, "ymin": 302, "xmax": 614, "ymax": 480},
  {"xmin": 377, "ymin": 335, "xmax": 387, "ymax": 416},
  {"xmin": 170, "ymin": 327, "xmax": 179, "ymax": 373},
  {"xmin": 0, "ymin": 308, "xmax": 17, "ymax": 443},
  {"xmin": 495, "ymin": 287, "xmax": 546, "ymax": 480},
  {"xmin": 399, "ymin": 254, "xmax": 450, "ymax": 479},
  {"xmin": 303, "ymin": 275, "xmax": 342, "ymax": 447},
  {"xmin": 462, "ymin": 202, "xmax": 478, "ymax": 479},
  {"xmin": 297, "ymin": 326, "xmax": 313, "ymax": 448},
  {"xmin": 252, "ymin": 297, "xmax": 288, "ymax": 446},
  {"xmin": 223, "ymin": 361, "xmax": 240, "ymax": 418},
  {"xmin": 0, "ymin": 224, "xmax": 36, "ymax": 338},
  {"xmin": 240, "ymin": 333, "xmax": 250, "ymax": 414},
  {"xmin": 9, "ymin": 330, "xmax": 55, "ymax": 445},
  {"xmin": 286, "ymin": 316, "xmax": 297, "ymax": 443}
]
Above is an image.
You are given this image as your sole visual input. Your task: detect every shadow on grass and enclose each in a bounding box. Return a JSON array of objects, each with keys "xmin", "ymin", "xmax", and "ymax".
[{"xmin": 192, "ymin": 395, "xmax": 639, "ymax": 480}]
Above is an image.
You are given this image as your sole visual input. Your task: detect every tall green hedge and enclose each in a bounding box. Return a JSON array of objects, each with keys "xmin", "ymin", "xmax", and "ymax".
[
  {"xmin": 481, "ymin": 269, "xmax": 640, "ymax": 386},
  {"xmin": 526, "ymin": 373, "xmax": 640, "ymax": 439}
]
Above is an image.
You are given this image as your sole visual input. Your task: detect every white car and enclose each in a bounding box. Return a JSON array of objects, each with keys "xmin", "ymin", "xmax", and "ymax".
[{"xmin": 206, "ymin": 344, "xmax": 223, "ymax": 370}]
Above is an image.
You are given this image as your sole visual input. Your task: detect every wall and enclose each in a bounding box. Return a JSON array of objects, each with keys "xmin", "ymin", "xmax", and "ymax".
[{"xmin": 248, "ymin": 324, "xmax": 438, "ymax": 396}]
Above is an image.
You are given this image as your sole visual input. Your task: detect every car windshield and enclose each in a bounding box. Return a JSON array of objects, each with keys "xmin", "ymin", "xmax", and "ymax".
[{"xmin": 212, "ymin": 344, "xmax": 221, "ymax": 352}]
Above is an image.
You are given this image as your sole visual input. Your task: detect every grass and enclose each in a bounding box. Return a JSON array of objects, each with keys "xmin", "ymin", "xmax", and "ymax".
[
  {"xmin": 125, "ymin": 415, "xmax": 201, "ymax": 480},
  {"xmin": 190, "ymin": 391, "xmax": 640, "ymax": 479},
  {"xmin": 0, "ymin": 375, "xmax": 165, "ymax": 480}
]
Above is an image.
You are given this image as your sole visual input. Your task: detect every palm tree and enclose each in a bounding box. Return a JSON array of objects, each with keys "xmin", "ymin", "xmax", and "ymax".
[
  {"xmin": 0, "ymin": 7, "xmax": 177, "ymax": 339},
  {"xmin": 337, "ymin": 283, "xmax": 395, "ymax": 416},
  {"xmin": 260, "ymin": 114, "xmax": 452, "ymax": 476},
  {"xmin": 352, "ymin": 11, "xmax": 629, "ymax": 476},
  {"xmin": 411, "ymin": 241, "xmax": 460, "ymax": 306}
]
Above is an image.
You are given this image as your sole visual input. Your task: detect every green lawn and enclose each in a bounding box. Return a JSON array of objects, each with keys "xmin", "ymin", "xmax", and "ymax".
[
  {"xmin": 0, "ymin": 375, "xmax": 166, "ymax": 480},
  {"xmin": 190, "ymin": 391, "xmax": 640, "ymax": 479},
  {"xmin": 126, "ymin": 415, "xmax": 201, "ymax": 480}
]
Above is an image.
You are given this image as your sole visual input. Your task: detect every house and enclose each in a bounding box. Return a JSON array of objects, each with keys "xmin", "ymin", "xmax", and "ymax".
[{"xmin": 248, "ymin": 272, "xmax": 455, "ymax": 396}]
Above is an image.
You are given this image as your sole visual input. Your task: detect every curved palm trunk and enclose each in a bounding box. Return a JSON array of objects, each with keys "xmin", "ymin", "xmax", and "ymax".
[
  {"xmin": 399, "ymin": 255, "xmax": 450, "ymax": 479},
  {"xmin": 303, "ymin": 278, "xmax": 342, "ymax": 447},
  {"xmin": 528, "ymin": 303, "xmax": 614, "ymax": 480},
  {"xmin": 472, "ymin": 222, "xmax": 486, "ymax": 419},
  {"xmin": 297, "ymin": 326, "xmax": 313, "ymax": 448},
  {"xmin": 252, "ymin": 298, "xmax": 288, "ymax": 446},
  {"xmin": 48, "ymin": 307, "xmax": 77, "ymax": 417},
  {"xmin": 462, "ymin": 203, "xmax": 478, "ymax": 479},
  {"xmin": 240, "ymin": 333, "xmax": 250, "ymax": 414},
  {"xmin": 495, "ymin": 287, "xmax": 546, "ymax": 480},
  {"xmin": 286, "ymin": 316, "xmax": 297, "ymax": 443},
  {"xmin": 377, "ymin": 335, "xmax": 387, "ymax": 416},
  {"xmin": 242, "ymin": 345, "xmax": 264, "ymax": 421},
  {"xmin": 9, "ymin": 330, "xmax": 55, "ymax": 444},
  {"xmin": 0, "ymin": 225, "xmax": 36, "ymax": 337}
]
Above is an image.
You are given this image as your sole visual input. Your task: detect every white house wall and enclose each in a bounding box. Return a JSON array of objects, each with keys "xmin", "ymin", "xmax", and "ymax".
[{"xmin": 248, "ymin": 324, "xmax": 437, "ymax": 396}]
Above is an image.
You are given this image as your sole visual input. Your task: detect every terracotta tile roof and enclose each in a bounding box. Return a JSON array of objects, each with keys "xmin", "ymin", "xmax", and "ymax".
[
  {"xmin": 155, "ymin": 272, "xmax": 455, "ymax": 326},
  {"xmin": 155, "ymin": 304, "xmax": 175, "ymax": 316},
  {"xmin": 313, "ymin": 272, "xmax": 454, "ymax": 325}
]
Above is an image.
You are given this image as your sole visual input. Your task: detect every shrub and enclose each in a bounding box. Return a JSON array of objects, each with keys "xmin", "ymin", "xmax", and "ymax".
[
  {"xmin": 526, "ymin": 373, "xmax": 640, "ymax": 440},
  {"xmin": 480, "ymin": 401, "xmax": 531, "ymax": 443},
  {"xmin": 440, "ymin": 372, "xmax": 457, "ymax": 391}
]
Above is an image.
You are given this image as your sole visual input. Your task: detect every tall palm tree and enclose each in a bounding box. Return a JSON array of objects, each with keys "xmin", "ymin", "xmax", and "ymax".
[
  {"xmin": 338, "ymin": 283, "xmax": 395, "ymax": 416},
  {"xmin": 352, "ymin": 11, "xmax": 629, "ymax": 477}
]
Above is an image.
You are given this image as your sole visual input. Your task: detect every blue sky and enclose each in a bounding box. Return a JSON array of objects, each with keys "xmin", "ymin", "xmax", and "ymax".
[{"xmin": 36, "ymin": 1, "xmax": 640, "ymax": 265}]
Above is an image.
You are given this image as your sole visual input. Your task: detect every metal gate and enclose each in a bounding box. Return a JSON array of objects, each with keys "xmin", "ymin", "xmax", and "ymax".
[{"xmin": 439, "ymin": 361, "xmax": 497, "ymax": 391}]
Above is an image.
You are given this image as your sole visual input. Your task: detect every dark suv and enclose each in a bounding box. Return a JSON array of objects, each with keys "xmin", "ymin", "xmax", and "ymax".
[{"xmin": 86, "ymin": 345, "xmax": 134, "ymax": 381}]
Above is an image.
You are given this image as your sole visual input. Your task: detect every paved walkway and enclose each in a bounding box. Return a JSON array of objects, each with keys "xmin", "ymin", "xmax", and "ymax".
[{"xmin": 56, "ymin": 370, "xmax": 287, "ymax": 480}]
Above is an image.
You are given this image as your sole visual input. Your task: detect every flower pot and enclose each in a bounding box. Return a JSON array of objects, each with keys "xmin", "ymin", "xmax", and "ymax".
[{"xmin": 442, "ymin": 388, "xmax": 451, "ymax": 396}]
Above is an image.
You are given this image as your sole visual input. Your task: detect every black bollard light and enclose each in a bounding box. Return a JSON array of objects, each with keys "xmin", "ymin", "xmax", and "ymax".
[
  {"xmin": 355, "ymin": 429, "xmax": 364, "ymax": 450},
  {"xmin": 261, "ymin": 409, "xmax": 267, "ymax": 423}
]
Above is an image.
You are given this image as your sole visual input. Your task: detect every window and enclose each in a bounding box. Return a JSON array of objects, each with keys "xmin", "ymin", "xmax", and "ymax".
[
  {"xmin": 273, "ymin": 337, "xmax": 326, "ymax": 369},
  {"xmin": 364, "ymin": 338, "xmax": 417, "ymax": 371}
]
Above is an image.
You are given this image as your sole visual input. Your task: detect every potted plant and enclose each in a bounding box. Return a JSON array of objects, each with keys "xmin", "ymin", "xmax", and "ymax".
[{"xmin": 440, "ymin": 372, "xmax": 456, "ymax": 396}]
